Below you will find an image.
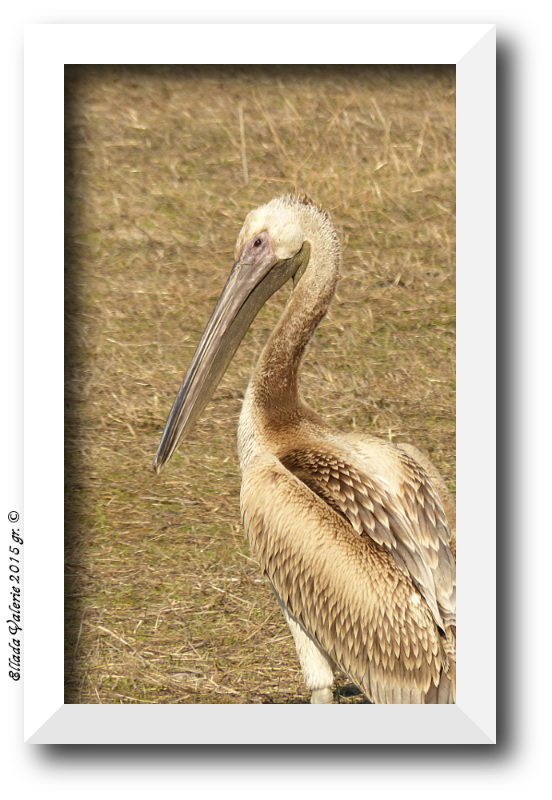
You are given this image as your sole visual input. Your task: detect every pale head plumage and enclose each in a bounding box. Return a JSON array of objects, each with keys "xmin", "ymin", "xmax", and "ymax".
[{"xmin": 235, "ymin": 195, "xmax": 340, "ymax": 272}]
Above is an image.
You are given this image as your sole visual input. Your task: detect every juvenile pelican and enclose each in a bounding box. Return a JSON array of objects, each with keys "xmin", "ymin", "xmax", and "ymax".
[{"xmin": 154, "ymin": 195, "xmax": 456, "ymax": 704}]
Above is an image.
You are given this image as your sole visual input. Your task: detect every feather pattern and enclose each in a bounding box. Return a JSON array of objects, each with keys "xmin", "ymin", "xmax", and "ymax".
[
  {"xmin": 242, "ymin": 451, "xmax": 455, "ymax": 703},
  {"xmin": 279, "ymin": 440, "xmax": 456, "ymax": 632}
]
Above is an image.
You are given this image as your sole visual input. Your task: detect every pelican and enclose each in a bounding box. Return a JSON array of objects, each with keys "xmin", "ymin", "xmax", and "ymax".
[{"xmin": 153, "ymin": 195, "xmax": 456, "ymax": 704}]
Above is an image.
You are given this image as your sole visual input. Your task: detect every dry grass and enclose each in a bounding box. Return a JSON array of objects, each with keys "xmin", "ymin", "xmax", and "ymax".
[{"xmin": 64, "ymin": 65, "xmax": 455, "ymax": 704}]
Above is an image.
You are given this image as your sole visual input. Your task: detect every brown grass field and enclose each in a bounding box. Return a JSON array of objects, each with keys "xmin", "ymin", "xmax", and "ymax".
[{"xmin": 64, "ymin": 65, "xmax": 455, "ymax": 704}]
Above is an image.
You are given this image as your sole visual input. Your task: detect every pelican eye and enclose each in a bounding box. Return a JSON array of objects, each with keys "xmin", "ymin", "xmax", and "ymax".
[{"xmin": 253, "ymin": 238, "xmax": 262, "ymax": 248}]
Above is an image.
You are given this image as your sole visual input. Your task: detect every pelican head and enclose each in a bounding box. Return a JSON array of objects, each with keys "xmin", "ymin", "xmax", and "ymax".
[{"xmin": 153, "ymin": 197, "xmax": 313, "ymax": 473}]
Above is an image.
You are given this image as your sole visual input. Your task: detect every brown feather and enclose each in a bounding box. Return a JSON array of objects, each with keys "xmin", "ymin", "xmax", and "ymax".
[
  {"xmin": 279, "ymin": 442, "xmax": 456, "ymax": 632},
  {"xmin": 242, "ymin": 452, "xmax": 454, "ymax": 703}
]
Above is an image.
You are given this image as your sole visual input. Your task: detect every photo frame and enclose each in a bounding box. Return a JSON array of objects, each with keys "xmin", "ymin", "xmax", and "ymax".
[{"xmin": 23, "ymin": 22, "xmax": 495, "ymax": 744}]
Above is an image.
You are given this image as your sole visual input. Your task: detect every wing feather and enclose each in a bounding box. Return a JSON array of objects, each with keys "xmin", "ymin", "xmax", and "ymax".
[
  {"xmin": 241, "ymin": 452, "xmax": 455, "ymax": 703},
  {"xmin": 280, "ymin": 442, "xmax": 456, "ymax": 631}
]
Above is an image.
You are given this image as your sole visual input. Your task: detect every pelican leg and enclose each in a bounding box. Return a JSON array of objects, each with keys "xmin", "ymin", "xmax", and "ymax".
[
  {"xmin": 310, "ymin": 687, "xmax": 334, "ymax": 704},
  {"xmin": 277, "ymin": 598, "xmax": 335, "ymax": 704}
]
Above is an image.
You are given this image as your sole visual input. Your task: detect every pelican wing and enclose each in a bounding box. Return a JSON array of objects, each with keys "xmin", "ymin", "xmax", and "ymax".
[
  {"xmin": 242, "ymin": 453, "xmax": 455, "ymax": 703},
  {"xmin": 279, "ymin": 442, "xmax": 456, "ymax": 631}
]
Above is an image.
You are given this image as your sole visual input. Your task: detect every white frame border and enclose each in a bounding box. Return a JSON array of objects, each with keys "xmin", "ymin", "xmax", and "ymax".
[{"xmin": 23, "ymin": 23, "xmax": 496, "ymax": 744}]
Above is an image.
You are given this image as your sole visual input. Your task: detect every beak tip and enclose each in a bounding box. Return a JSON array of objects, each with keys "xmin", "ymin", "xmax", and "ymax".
[{"xmin": 152, "ymin": 455, "xmax": 165, "ymax": 475}]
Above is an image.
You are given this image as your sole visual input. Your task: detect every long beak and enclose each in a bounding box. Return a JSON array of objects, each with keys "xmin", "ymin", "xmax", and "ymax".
[{"xmin": 153, "ymin": 242, "xmax": 309, "ymax": 473}]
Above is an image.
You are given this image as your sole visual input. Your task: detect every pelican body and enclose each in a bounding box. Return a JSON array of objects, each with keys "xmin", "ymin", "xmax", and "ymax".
[{"xmin": 154, "ymin": 195, "xmax": 456, "ymax": 704}]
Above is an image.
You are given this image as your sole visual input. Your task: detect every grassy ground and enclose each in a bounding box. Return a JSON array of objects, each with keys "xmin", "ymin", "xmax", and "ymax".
[{"xmin": 64, "ymin": 65, "xmax": 455, "ymax": 704}]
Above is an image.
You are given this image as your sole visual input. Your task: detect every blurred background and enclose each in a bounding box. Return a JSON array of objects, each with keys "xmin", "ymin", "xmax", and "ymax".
[{"xmin": 64, "ymin": 64, "xmax": 455, "ymax": 704}]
